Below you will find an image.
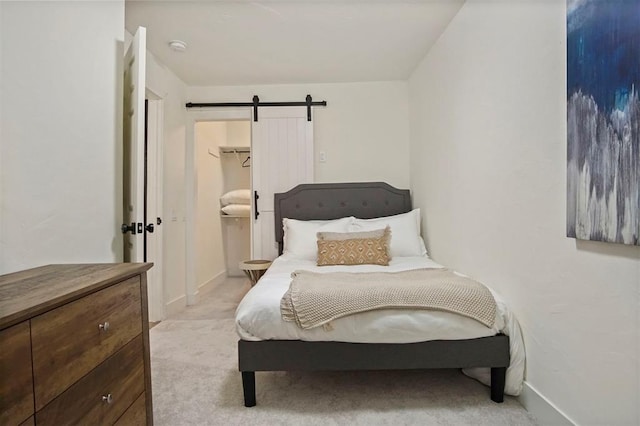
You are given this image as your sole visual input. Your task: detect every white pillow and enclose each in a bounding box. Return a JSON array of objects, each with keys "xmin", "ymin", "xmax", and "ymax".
[
  {"xmin": 283, "ymin": 217, "xmax": 353, "ymax": 260},
  {"xmin": 349, "ymin": 209, "xmax": 426, "ymax": 257},
  {"xmin": 220, "ymin": 189, "xmax": 251, "ymax": 206},
  {"xmin": 221, "ymin": 204, "xmax": 251, "ymax": 216}
]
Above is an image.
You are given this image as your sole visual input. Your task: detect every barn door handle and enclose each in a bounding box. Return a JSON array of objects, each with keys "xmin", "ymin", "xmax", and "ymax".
[{"xmin": 254, "ymin": 191, "xmax": 260, "ymax": 220}]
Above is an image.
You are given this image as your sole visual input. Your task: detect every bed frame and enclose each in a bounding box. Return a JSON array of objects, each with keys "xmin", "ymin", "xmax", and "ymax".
[{"xmin": 238, "ymin": 182, "xmax": 510, "ymax": 406}]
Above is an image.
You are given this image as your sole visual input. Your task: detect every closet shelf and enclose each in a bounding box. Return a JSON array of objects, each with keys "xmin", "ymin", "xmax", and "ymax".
[
  {"xmin": 220, "ymin": 213, "xmax": 250, "ymax": 219},
  {"xmin": 219, "ymin": 146, "xmax": 250, "ymax": 154}
]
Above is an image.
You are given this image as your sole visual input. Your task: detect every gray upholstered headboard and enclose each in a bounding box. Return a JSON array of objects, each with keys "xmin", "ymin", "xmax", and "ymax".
[{"xmin": 274, "ymin": 182, "xmax": 412, "ymax": 255}]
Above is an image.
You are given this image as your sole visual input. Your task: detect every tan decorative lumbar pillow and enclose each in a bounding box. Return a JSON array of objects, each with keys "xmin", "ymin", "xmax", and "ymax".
[
  {"xmin": 316, "ymin": 227, "xmax": 390, "ymax": 266},
  {"xmin": 317, "ymin": 227, "xmax": 387, "ymax": 241}
]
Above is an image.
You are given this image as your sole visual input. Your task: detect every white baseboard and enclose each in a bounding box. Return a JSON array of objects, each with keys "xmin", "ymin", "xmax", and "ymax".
[
  {"xmin": 165, "ymin": 294, "xmax": 186, "ymax": 318},
  {"xmin": 197, "ymin": 270, "xmax": 227, "ymax": 295},
  {"xmin": 519, "ymin": 382, "xmax": 575, "ymax": 426},
  {"xmin": 163, "ymin": 271, "xmax": 226, "ymax": 319}
]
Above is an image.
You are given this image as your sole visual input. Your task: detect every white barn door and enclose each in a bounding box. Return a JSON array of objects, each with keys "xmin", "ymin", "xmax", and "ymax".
[{"xmin": 251, "ymin": 107, "xmax": 313, "ymax": 260}]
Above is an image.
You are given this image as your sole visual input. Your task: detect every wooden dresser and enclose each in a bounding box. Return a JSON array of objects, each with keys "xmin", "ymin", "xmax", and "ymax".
[{"xmin": 0, "ymin": 263, "xmax": 154, "ymax": 426}]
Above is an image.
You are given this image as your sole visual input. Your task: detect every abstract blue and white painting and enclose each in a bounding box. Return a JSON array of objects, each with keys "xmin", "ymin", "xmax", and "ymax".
[{"xmin": 567, "ymin": 0, "xmax": 640, "ymax": 245}]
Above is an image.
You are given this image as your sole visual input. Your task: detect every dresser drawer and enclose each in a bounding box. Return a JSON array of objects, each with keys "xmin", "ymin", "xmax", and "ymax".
[
  {"xmin": 35, "ymin": 335, "xmax": 146, "ymax": 426},
  {"xmin": 31, "ymin": 276, "xmax": 143, "ymax": 410},
  {"xmin": 115, "ymin": 392, "xmax": 147, "ymax": 426},
  {"xmin": 18, "ymin": 417, "xmax": 34, "ymax": 426},
  {"xmin": 0, "ymin": 321, "xmax": 34, "ymax": 426}
]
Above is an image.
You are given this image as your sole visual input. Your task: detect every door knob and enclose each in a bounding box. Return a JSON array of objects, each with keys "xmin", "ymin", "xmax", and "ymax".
[
  {"xmin": 121, "ymin": 223, "xmax": 136, "ymax": 234},
  {"xmin": 145, "ymin": 223, "xmax": 154, "ymax": 233}
]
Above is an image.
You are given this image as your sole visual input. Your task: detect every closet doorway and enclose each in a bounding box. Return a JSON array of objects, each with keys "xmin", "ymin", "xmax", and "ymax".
[
  {"xmin": 186, "ymin": 109, "xmax": 252, "ymax": 305},
  {"xmin": 195, "ymin": 120, "xmax": 252, "ymax": 296},
  {"xmin": 186, "ymin": 107, "xmax": 314, "ymax": 305}
]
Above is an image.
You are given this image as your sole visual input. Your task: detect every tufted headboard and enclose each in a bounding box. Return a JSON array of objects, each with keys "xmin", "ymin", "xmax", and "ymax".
[{"xmin": 274, "ymin": 182, "xmax": 412, "ymax": 255}]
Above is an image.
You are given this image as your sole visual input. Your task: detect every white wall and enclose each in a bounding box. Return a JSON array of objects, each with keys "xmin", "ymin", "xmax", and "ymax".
[
  {"xmin": 220, "ymin": 121, "xmax": 251, "ymax": 193},
  {"xmin": 187, "ymin": 81, "xmax": 410, "ymax": 188},
  {"xmin": 144, "ymin": 50, "xmax": 189, "ymax": 315},
  {"xmin": 408, "ymin": 1, "xmax": 640, "ymax": 425},
  {"xmin": 226, "ymin": 120, "xmax": 251, "ymax": 148},
  {"xmin": 0, "ymin": 1, "xmax": 125, "ymax": 274},
  {"xmin": 195, "ymin": 122, "xmax": 226, "ymax": 287}
]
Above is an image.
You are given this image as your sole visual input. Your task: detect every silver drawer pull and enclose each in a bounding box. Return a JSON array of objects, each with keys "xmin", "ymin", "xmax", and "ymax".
[
  {"xmin": 98, "ymin": 321, "xmax": 110, "ymax": 332},
  {"xmin": 102, "ymin": 393, "xmax": 113, "ymax": 404}
]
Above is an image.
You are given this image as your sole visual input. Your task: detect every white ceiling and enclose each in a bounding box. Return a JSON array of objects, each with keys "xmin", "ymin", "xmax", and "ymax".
[{"xmin": 125, "ymin": 1, "xmax": 464, "ymax": 86}]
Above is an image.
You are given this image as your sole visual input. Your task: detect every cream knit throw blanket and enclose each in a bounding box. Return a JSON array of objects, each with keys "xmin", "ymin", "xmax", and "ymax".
[{"xmin": 281, "ymin": 268, "xmax": 496, "ymax": 330}]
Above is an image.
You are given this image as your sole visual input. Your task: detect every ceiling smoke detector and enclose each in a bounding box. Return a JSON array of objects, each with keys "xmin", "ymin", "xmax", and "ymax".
[{"xmin": 168, "ymin": 40, "xmax": 187, "ymax": 52}]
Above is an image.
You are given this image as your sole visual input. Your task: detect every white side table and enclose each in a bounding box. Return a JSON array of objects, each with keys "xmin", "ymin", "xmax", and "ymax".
[{"xmin": 238, "ymin": 260, "xmax": 272, "ymax": 286}]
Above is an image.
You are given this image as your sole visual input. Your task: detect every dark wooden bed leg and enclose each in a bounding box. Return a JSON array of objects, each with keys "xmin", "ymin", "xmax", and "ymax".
[
  {"xmin": 490, "ymin": 367, "xmax": 506, "ymax": 403},
  {"xmin": 242, "ymin": 371, "xmax": 256, "ymax": 407}
]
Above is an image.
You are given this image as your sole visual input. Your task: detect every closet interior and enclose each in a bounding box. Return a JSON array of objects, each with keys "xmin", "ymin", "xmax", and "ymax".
[
  {"xmin": 195, "ymin": 120, "xmax": 251, "ymax": 288},
  {"xmin": 219, "ymin": 145, "xmax": 251, "ymax": 276}
]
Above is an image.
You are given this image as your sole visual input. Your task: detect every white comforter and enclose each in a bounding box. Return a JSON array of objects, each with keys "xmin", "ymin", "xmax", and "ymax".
[{"xmin": 235, "ymin": 255, "xmax": 525, "ymax": 395}]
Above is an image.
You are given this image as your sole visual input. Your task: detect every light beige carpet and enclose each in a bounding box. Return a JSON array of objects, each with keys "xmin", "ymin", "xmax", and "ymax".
[{"xmin": 150, "ymin": 277, "xmax": 538, "ymax": 425}]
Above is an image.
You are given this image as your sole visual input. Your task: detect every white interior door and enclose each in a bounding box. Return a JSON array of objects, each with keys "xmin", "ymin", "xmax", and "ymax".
[
  {"xmin": 122, "ymin": 26, "xmax": 146, "ymax": 262},
  {"xmin": 251, "ymin": 107, "xmax": 313, "ymax": 260}
]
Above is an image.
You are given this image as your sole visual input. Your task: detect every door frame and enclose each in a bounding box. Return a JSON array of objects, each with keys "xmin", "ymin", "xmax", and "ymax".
[
  {"xmin": 185, "ymin": 108, "xmax": 251, "ymax": 305},
  {"xmin": 145, "ymin": 90, "xmax": 165, "ymax": 321}
]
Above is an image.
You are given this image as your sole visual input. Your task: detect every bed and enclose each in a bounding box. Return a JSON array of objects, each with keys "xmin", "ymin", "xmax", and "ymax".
[{"xmin": 236, "ymin": 182, "xmax": 524, "ymax": 407}]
